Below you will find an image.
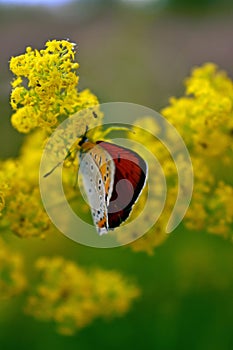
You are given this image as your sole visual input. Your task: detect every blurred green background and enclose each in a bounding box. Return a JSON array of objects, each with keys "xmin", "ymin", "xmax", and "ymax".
[{"xmin": 0, "ymin": 0, "xmax": 233, "ymax": 349}]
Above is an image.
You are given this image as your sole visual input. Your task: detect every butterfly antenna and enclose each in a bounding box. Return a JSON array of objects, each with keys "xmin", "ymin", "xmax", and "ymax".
[
  {"xmin": 43, "ymin": 149, "xmax": 72, "ymax": 178},
  {"xmin": 43, "ymin": 161, "xmax": 63, "ymax": 178},
  {"xmin": 44, "ymin": 126, "xmax": 90, "ymax": 178}
]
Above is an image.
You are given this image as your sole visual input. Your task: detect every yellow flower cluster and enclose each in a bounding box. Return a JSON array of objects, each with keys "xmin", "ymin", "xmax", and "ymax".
[
  {"xmin": 10, "ymin": 40, "xmax": 99, "ymax": 133},
  {"xmin": 2, "ymin": 39, "xmax": 233, "ymax": 336},
  {"xmin": 0, "ymin": 131, "xmax": 51, "ymax": 238},
  {"xmin": 116, "ymin": 121, "xmax": 179, "ymax": 253},
  {"xmin": 25, "ymin": 257, "xmax": 140, "ymax": 335},
  {"xmin": 0, "ymin": 238, "xmax": 27, "ymax": 298},
  {"xmin": 5, "ymin": 41, "xmax": 233, "ymax": 251},
  {"xmin": 1, "ymin": 40, "xmax": 101, "ymax": 238},
  {"xmin": 0, "ymin": 159, "xmax": 17, "ymax": 216},
  {"xmin": 162, "ymin": 63, "xmax": 233, "ymax": 162},
  {"xmin": 126, "ymin": 63, "xmax": 233, "ymax": 252},
  {"xmin": 162, "ymin": 63, "xmax": 233, "ymax": 239},
  {"xmin": 1, "ymin": 39, "xmax": 139, "ymax": 332},
  {"xmin": 0, "ymin": 238, "xmax": 139, "ymax": 327}
]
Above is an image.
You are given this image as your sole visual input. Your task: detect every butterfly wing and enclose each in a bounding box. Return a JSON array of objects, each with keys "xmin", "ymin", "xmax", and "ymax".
[
  {"xmin": 79, "ymin": 142, "xmax": 115, "ymax": 234},
  {"xmin": 97, "ymin": 141, "xmax": 148, "ymax": 229},
  {"xmin": 80, "ymin": 152, "xmax": 109, "ymax": 234},
  {"xmin": 81, "ymin": 142, "xmax": 115, "ymax": 207}
]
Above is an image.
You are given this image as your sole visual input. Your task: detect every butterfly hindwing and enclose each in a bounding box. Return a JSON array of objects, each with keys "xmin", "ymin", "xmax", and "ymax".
[{"xmin": 96, "ymin": 141, "xmax": 148, "ymax": 229}]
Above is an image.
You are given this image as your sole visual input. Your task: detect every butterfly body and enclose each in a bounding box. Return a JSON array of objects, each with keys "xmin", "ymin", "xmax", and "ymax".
[{"xmin": 79, "ymin": 140, "xmax": 147, "ymax": 235}]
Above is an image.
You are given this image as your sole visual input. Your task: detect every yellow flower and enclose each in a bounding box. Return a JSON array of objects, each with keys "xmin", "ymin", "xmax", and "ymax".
[
  {"xmin": 25, "ymin": 257, "xmax": 140, "ymax": 335},
  {"xmin": 0, "ymin": 238, "xmax": 27, "ymax": 299},
  {"xmin": 0, "ymin": 131, "xmax": 51, "ymax": 238},
  {"xmin": 162, "ymin": 63, "xmax": 233, "ymax": 162},
  {"xmin": 11, "ymin": 106, "xmax": 38, "ymax": 133},
  {"xmin": 122, "ymin": 62, "xmax": 233, "ymax": 252},
  {"xmin": 2, "ymin": 40, "xmax": 102, "ymax": 238},
  {"xmin": 7, "ymin": 42, "xmax": 233, "ymax": 252},
  {"xmin": 9, "ymin": 40, "xmax": 100, "ymax": 134},
  {"xmin": 161, "ymin": 63, "xmax": 233, "ymax": 243},
  {"xmin": 0, "ymin": 158, "xmax": 19, "ymax": 215}
]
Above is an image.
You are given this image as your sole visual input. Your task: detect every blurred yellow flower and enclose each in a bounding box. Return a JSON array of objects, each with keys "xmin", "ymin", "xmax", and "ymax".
[
  {"xmin": 1, "ymin": 38, "xmax": 233, "ymax": 340},
  {"xmin": 162, "ymin": 63, "xmax": 233, "ymax": 163},
  {"xmin": 120, "ymin": 63, "xmax": 233, "ymax": 252},
  {"xmin": 0, "ymin": 238, "xmax": 27, "ymax": 299},
  {"xmin": 25, "ymin": 257, "xmax": 140, "ymax": 335},
  {"xmin": 161, "ymin": 63, "xmax": 233, "ymax": 240},
  {"xmin": 0, "ymin": 131, "xmax": 51, "ymax": 238}
]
